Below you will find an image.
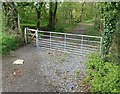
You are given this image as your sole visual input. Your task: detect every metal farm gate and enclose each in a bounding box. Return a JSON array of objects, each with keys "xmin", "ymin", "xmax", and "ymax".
[{"xmin": 24, "ymin": 28, "xmax": 102, "ymax": 56}]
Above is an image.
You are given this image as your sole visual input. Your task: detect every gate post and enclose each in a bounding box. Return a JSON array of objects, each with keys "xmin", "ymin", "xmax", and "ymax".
[
  {"xmin": 100, "ymin": 37, "xmax": 102, "ymax": 54},
  {"xmin": 24, "ymin": 28, "xmax": 28, "ymax": 44},
  {"xmin": 36, "ymin": 29, "xmax": 39, "ymax": 48},
  {"xmin": 50, "ymin": 32, "xmax": 51, "ymax": 49},
  {"xmin": 81, "ymin": 36, "xmax": 83, "ymax": 53},
  {"xmin": 64, "ymin": 34, "xmax": 66, "ymax": 51}
]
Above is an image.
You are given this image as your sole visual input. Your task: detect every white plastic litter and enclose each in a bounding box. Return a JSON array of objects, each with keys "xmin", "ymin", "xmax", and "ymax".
[{"xmin": 13, "ymin": 59, "xmax": 24, "ymax": 65}]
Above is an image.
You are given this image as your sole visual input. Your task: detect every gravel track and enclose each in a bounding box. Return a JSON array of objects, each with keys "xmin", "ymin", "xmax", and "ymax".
[{"xmin": 2, "ymin": 44, "xmax": 87, "ymax": 92}]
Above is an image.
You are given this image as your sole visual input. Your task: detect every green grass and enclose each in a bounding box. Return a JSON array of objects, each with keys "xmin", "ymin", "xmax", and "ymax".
[
  {"xmin": 85, "ymin": 23, "xmax": 100, "ymax": 36},
  {"xmin": 21, "ymin": 23, "xmax": 36, "ymax": 27},
  {"xmin": 55, "ymin": 21, "xmax": 78, "ymax": 33},
  {"xmin": 83, "ymin": 19, "xmax": 95, "ymax": 23},
  {"xmin": 20, "ymin": 23, "xmax": 36, "ymax": 29}
]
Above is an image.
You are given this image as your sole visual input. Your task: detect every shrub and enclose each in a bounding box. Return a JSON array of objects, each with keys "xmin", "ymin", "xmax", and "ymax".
[
  {"xmin": 85, "ymin": 53, "xmax": 119, "ymax": 93},
  {"xmin": 1, "ymin": 33, "xmax": 23, "ymax": 55}
]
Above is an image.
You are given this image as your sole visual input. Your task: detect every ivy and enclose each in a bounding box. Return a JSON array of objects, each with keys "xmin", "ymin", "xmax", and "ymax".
[
  {"xmin": 2, "ymin": 2, "xmax": 18, "ymax": 30},
  {"xmin": 100, "ymin": 2, "xmax": 118, "ymax": 58}
]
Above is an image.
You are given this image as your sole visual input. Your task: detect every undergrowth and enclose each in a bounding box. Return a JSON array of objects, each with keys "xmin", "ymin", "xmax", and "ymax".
[
  {"xmin": 83, "ymin": 53, "xmax": 119, "ymax": 93},
  {"xmin": 1, "ymin": 32, "xmax": 23, "ymax": 55}
]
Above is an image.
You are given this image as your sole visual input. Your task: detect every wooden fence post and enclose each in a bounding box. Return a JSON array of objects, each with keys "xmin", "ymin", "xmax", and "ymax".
[
  {"xmin": 18, "ymin": 14, "xmax": 21, "ymax": 32},
  {"xmin": 24, "ymin": 28, "xmax": 28, "ymax": 44}
]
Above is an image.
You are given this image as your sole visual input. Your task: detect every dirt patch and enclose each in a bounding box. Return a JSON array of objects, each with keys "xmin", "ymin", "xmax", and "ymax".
[{"xmin": 2, "ymin": 44, "xmax": 87, "ymax": 92}]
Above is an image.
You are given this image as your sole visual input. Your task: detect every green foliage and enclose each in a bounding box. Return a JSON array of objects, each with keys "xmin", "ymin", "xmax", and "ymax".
[
  {"xmin": 100, "ymin": 2, "xmax": 118, "ymax": 57},
  {"xmin": 85, "ymin": 53, "xmax": 119, "ymax": 92},
  {"xmin": 17, "ymin": 3, "xmax": 37, "ymax": 25},
  {"xmin": 20, "ymin": 23, "xmax": 36, "ymax": 30},
  {"xmin": 53, "ymin": 26, "xmax": 64, "ymax": 33},
  {"xmin": 94, "ymin": 18, "xmax": 103, "ymax": 33},
  {"xmin": 54, "ymin": 21, "xmax": 77, "ymax": 33},
  {"xmin": 1, "ymin": 33, "xmax": 23, "ymax": 55},
  {"xmin": 17, "ymin": 2, "xmax": 100, "ymax": 31},
  {"xmin": 86, "ymin": 23, "xmax": 100, "ymax": 36},
  {"xmin": 3, "ymin": 2, "xmax": 18, "ymax": 30}
]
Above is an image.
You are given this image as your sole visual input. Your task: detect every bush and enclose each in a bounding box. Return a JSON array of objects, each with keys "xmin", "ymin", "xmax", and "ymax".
[
  {"xmin": 85, "ymin": 53, "xmax": 119, "ymax": 93},
  {"xmin": 1, "ymin": 33, "xmax": 23, "ymax": 55}
]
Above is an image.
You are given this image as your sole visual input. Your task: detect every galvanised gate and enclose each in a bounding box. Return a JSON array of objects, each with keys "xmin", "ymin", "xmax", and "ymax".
[{"xmin": 24, "ymin": 28, "xmax": 102, "ymax": 56}]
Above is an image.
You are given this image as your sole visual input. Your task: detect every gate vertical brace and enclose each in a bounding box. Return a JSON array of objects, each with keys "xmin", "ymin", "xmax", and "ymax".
[
  {"xmin": 50, "ymin": 32, "xmax": 51, "ymax": 49},
  {"xmin": 64, "ymin": 34, "xmax": 66, "ymax": 51},
  {"xmin": 36, "ymin": 29, "xmax": 39, "ymax": 48},
  {"xmin": 100, "ymin": 37, "xmax": 102, "ymax": 54},
  {"xmin": 24, "ymin": 28, "xmax": 28, "ymax": 44},
  {"xmin": 81, "ymin": 36, "xmax": 83, "ymax": 53}
]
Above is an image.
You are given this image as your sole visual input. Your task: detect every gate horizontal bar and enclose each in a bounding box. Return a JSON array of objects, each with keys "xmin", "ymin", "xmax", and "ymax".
[{"xmin": 27, "ymin": 28, "xmax": 102, "ymax": 39}]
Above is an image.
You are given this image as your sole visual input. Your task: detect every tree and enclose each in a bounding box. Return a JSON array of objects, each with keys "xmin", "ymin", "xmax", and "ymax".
[
  {"xmin": 111, "ymin": 2, "xmax": 120, "ymax": 64},
  {"xmin": 17, "ymin": 2, "xmax": 46, "ymax": 29},
  {"xmin": 34, "ymin": 2, "xmax": 44, "ymax": 29},
  {"xmin": 48, "ymin": 1, "xmax": 58, "ymax": 30},
  {"xmin": 79, "ymin": 2, "xmax": 85, "ymax": 22},
  {"xmin": 100, "ymin": 2, "xmax": 118, "ymax": 59},
  {"xmin": 3, "ymin": 2, "xmax": 18, "ymax": 30},
  {"xmin": 53, "ymin": 1, "xmax": 58, "ymax": 29}
]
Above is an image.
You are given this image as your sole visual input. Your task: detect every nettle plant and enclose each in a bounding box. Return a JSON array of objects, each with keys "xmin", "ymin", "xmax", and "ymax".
[{"xmin": 100, "ymin": 2, "xmax": 118, "ymax": 57}]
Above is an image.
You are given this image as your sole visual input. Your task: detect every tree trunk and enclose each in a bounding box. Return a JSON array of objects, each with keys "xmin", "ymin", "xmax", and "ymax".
[
  {"xmin": 118, "ymin": 2, "xmax": 120, "ymax": 63},
  {"xmin": 48, "ymin": 1, "xmax": 58, "ymax": 30},
  {"xmin": 79, "ymin": 2, "xmax": 85, "ymax": 22},
  {"xmin": 48, "ymin": 2, "xmax": 53, "ymax": 30},
  {"xmin": 3, "ymin": 2, "xmax": 18, "ymax": 30},
  {"xmin": 70, "ymin": 9, "xmax": 73, "ymax": 24},
  {"xmin": 35, "ymin": 2, "xmax": 43, "ymax": 29},
  {"xmin": 53, "ymin": 2, "xmax": 58, "ymax": 29},
  {"xmin": 36, "ymin": 9, "xmax": 40, "ymax": 29},
  {"xmin": 12, "ymin": 2, "xmax": 18, "ymax": 30}
]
